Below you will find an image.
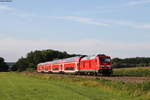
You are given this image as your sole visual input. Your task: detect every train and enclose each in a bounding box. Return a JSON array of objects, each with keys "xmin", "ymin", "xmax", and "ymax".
[{"xmin": 37, "ymin": 54, "xmax": 112, "ymax": 76}]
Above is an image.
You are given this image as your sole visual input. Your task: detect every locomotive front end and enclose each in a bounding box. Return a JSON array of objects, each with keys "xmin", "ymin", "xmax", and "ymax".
[{"xmin": 98, "ymin": 55, "xmax": 112, "ymax": 76}]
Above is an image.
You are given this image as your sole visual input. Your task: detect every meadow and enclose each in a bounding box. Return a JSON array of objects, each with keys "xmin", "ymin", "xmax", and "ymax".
[
  {"xmin": 113, "ymin": 67, "xmax": 150, "ymax": 77},
  {"xmin": 0, "ymin": 72, "xmax": 149, "ymax": 100}
]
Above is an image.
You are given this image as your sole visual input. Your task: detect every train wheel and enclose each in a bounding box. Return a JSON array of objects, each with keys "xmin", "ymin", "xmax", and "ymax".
[
  {"xmin": 94, "ymin": 72, "xmax": 98, "ymax": 76},
  {"xmin": 90, "ymin": 72, "xmax": 95, "ymax": 76},
  {"xmin": 75, "ymin": 72, "xmax": 79, "ymax": 75}
]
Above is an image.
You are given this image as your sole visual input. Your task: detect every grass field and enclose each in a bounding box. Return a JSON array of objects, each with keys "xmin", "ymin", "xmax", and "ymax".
[
  {"xmin": 0, "ymin": 72, "xmax": 150, "ymax": 100},
  {"xmin": 113, "ymin": 67, "xmax": 150, "ymax": 77}
]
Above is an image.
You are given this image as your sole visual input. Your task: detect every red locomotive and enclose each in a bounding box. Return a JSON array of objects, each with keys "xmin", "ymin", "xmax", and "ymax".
[{"xmin": 37, "ymin": 54, "xmax": 112, "ymax": 76}]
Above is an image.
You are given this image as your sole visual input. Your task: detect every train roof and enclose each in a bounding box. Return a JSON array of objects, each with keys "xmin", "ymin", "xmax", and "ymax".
[
  {"xmin": 37, "ymin": 55, "xmax": 109, "ymax": 65},
  {"xmin": 37, "ymin": 63, "xmax": 45, "ymax": 65},
  {"xmin": 62, "ymin": 56, "xmax": 82, "ymax": 63},
  {"xmin": 81, "ymin": 55, "xmax": 96, "ymax": 60},
  {"xmin": 81, "ymin": 54, "xmax": 110, "ymax": 60},
  {"xmin": 39, "ymin": 56, "xmax": 83, "ymax": 65},
  {"xmin": 38, "ymin": 61, "xmax": 51, "ymax": 65},
  {"xmin": 50, "ymin": 59, "xmax": 62, "ymax": 64}
]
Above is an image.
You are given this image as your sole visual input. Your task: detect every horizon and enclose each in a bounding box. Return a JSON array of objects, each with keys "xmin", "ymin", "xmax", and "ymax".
[{"xmin": 0, "ymin": 0, "xmax": 150, "ymax": 62}]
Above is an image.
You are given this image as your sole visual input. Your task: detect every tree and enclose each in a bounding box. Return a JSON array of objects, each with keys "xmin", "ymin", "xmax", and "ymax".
[
  {"xmin": 11, "ymin": 57, "xmax": 29, "ymax": 72},
  {"xmin": 0, "ymin": 57, "xmax": 9, "ymax": 72},
  {"xmin": 0, "ymin": 57, "xmax": 4, "ymax": 62}
]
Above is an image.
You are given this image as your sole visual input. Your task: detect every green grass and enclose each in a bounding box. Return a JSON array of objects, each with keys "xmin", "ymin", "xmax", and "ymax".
[
  {"xmin": 0, "ymin": 72, "xmax": 150, "ymax": 100},
  {"xmin": 113, "ymin": 67, "xmax": 150, "ymax": 77}
]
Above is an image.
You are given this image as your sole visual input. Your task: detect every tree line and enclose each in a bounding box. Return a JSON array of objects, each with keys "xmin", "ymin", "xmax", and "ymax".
[
  {"xmin": 112, "ymin": 57, "xmax": 150, "ymax": 68},
  {"xmin": 11, "ymin": 49, "xmax": 79, "ymax": 71}
]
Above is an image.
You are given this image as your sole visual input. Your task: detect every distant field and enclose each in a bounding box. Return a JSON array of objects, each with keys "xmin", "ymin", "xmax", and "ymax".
[
  {"xmin": 0, "ymin": 72, "xmax": 150, "ymax": 100},
  {"xmin": 113, "ymin": 67, "xmax": 150, "ymax": 77}
]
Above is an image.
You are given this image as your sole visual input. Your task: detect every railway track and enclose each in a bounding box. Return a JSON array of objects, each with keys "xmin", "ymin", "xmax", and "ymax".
[
  {"xmin": 23, "ymin": 72, "xmax": 150, "ymax": 83},
  {"xmin": 66, "ymin": 74, "xmax": 150, "ymax": 83}
]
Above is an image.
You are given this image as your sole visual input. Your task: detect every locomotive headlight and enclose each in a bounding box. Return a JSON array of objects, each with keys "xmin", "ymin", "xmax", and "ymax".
[{"xmin": 101, "ymin": 65, "xmax": 111, "ymax": 67}]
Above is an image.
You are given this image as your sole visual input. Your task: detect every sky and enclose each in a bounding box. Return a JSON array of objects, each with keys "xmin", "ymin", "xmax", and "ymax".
[{"xmin": 0, "ymin": 0, "xmax": 150, "ymax": 62}]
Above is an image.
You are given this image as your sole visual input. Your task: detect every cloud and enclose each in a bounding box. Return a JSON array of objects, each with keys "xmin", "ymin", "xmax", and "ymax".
[
  {"xmin": 0, "ymin": 4, "xmax": 149, "ymax": 29},
  {"xmin": 49, "ymin": 16, "xmax": 150, "ymax": 29},
  {"xmin": 106, "ymin": 19, "xmax": 150, "ymax": 29},
  {"xmin": 0, "ymin": 4, "xmax": 36, "ymax": 18},
  {"xmin": 13, "ymin": 12, "xmax": 37, "ymax": 17},
  {"xmin": 1, "ymin": 38, "xmax": 150, "ymax": 62},
  {"xmin": 0, "ymin": 5, "xmax": 15, "ymax": 11},
  {"xmin": 52, "ymin": 16, "xmax": 109, "ymax": 26},
  {"xmin": 128, "ymin": 0, "xmax": 150, "ymax": 6}
]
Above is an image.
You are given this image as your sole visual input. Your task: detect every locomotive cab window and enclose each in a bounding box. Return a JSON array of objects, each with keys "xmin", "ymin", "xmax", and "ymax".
[{"xmin": 100, "ymin": 58, "xmax": 111, "ymax": 63}]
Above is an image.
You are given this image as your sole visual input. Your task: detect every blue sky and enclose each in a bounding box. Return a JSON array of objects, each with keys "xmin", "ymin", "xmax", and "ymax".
[{"xmin": 0, "ymin": 0, "xmax": 150, "ymax": 61}]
